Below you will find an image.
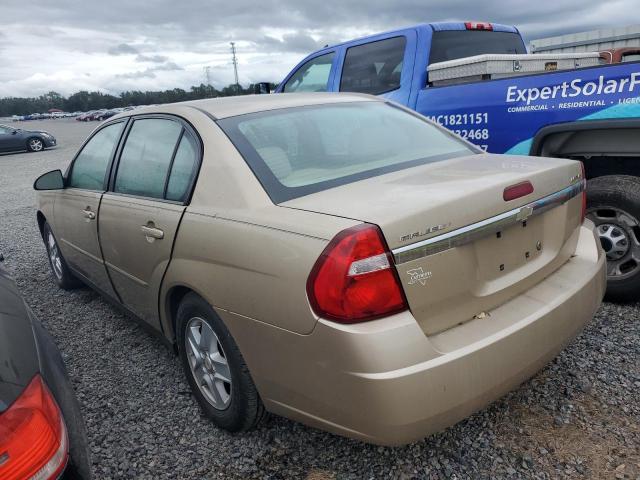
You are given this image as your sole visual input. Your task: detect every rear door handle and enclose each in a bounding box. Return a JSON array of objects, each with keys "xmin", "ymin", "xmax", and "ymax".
[
  {"xmin": 82, "ymin": 208, "xmax": 96, "ymax": 220},
  {"xmin": 141, "ymin": 225, "xmax": 164, "ymax": 240}
]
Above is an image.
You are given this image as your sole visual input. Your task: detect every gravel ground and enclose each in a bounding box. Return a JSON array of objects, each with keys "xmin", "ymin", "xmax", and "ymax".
[{"xmin": 0, "ymin": 119, "xmax": 638, "ymax": 479}]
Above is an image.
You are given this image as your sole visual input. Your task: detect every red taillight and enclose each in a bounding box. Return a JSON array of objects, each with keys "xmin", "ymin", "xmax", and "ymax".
[
  {"xmin": 0, "ymin": 375, "xmax": 68, "ymax": 480},
  {"xmin": 580, "ymin": 161, "xmax": 587, "ymax": 222},
  {"xmin": 307, "ymin": 224, "xmax": 408, "ymax": 323},
  {"xmin": 503, "ymin": 181, "xmax": 534, "ymax": 201},
  {"xmin": 465, "ymin": 21, "xmax": 493, "ymax": 31}
]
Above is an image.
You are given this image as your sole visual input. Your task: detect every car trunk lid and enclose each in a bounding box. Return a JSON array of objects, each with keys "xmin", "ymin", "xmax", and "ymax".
[{"xmin": 282, "ymin": 154, "xmax": 584, "ymax": 335}]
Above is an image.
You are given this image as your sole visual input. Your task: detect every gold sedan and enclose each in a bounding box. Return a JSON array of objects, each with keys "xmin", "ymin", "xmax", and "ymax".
[{"xmin": 34, "ymin": 93, "xmax": 605, "ymax": 445}]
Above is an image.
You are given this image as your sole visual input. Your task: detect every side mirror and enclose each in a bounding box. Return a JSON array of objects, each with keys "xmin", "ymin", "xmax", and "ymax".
[
  {"xmin": 11, "ymin": 130, "xmax": 17, "ymax": 135},
  {"xmin": 255, "ymin": 82, "xmax": 272, "ymax": 94},
  {"xmin": 34, "ymin": 169, "xmax": 64, "ymax": 191}
]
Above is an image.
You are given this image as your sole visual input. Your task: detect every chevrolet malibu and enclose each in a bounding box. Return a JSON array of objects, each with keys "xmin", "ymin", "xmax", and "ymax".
[{"xmin": 34, "ymin": 93, "xmax": 606, "ymax": 445}]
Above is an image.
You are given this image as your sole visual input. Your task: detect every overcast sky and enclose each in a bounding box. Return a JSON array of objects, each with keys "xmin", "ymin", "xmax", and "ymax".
[{"xmin": 1, "ymin": 0, "xmax": 638, "ymax": 98}]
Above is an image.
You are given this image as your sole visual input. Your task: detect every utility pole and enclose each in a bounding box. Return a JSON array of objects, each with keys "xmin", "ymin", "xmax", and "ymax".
[
  {"xmin": 230, "ymin": 42, "xmax": 240, "ymax": 93},
  {"xmin": 203, "ymin": 66, "xmax": 211, "ymax": 86}
]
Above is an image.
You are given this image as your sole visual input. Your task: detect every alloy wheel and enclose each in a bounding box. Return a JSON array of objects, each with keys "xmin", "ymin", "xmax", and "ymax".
[
  {"xmin": 587, "ymin": 206, "xmax": 640, "ymax": 280},
  {"xmin": 185, "ymin": 317, "xmax": 232, "ymax": 409},
  {"xmin": 29, "ymin": 138, "xmax": 44, "ymax": 151}
]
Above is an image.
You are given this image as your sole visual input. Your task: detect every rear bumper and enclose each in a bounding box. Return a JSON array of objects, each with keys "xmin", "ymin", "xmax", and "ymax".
[{"xmin": 225, "ymin": 222, "xmax": 606, "ymax": 445}]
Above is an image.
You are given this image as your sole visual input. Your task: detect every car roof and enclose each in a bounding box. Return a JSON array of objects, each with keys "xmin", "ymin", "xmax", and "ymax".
[{"xmin": 114, "ymin": 92, "xmax": 379, "ymax": 120}]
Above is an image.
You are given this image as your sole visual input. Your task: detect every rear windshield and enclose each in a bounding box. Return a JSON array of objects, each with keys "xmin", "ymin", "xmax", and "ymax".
[
  {"xmin": 429, "ymin": 30, "xmax": 526, "ymax": 64},
  {"xmin": 218, "ymin": 102, "xmax": 475, "ymax": 203}
]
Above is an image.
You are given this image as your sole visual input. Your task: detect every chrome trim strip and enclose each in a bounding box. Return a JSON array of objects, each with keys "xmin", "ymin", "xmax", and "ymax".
[{"xmin": 392, "ymin": 181, "xmax": 584, "ymax": 264}]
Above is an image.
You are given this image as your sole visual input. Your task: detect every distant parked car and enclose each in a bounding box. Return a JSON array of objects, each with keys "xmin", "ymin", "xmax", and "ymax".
[
  {"xmin": 95, "ymin": 110, "xmax": 117, "ymax": 121},
  {"xmin": 75, "ymin": 111, "xmax": 96, "ymax": 122},
  {"xmin": 87, "ymin": 110, "xmax": 107, "ymax": 121},
  {"xmin": 0, "ymin": 124, "xmax": 56, "ymax": 152},
  {"xmin": 0, "ymin": 267, "xmax": 91, "ymax": 479}
]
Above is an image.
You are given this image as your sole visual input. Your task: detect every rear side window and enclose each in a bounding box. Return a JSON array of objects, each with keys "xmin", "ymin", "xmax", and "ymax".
[
  {"xmin": 68, "ymin": 122, "xmax": 124, "ymax": 190},
  {"xmin": 429, "ymin": 31, "xmax": 526, "ymax": 64},
  {"xmin": 114, "ymin": 119, "xmax": 182, "ymax": 199},
  {"xmin": 166, "ymin": 132, "xmax": 198, "ymax": 202},
  {"xmin": 340, "ymin": 37, "xmax": 406, "ymax": 95},
  {"xmin": 283, "ymin": 52, "xmax": 335, "ymax": 92}
]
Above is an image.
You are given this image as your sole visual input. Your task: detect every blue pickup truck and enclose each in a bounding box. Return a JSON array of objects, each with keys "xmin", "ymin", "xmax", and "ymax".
[{"xmin": 272, "ymin": 21, "xmax": 640, "ymax": 301}]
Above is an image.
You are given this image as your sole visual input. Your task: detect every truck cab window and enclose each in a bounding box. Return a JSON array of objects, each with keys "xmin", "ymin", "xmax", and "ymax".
[
  {"xmin": 429, "ymin": 31, "xmax": 526, "ymax": 64},
  {"xmin": 283, "ymin": 52, "xmax": 335, "ymax": 92},
  {"xmin": 340, "ymin": 36, "xmax": 406, "ymax": 95}
]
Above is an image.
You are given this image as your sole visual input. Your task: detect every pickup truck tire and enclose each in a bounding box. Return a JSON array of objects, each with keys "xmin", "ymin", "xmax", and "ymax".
[
  {"xmin": 43, "ymin": 222, "xmax": 83, "ymax": 290},
  {"xmin": 177, "ymin": 293, "xmax": 266, "ymax": 432},
  {"xmin": 586, "ymin": 175, "xmax": 640, "ymax": 302}
]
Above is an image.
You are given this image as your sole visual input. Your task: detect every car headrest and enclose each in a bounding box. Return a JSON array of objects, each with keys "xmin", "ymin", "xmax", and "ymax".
[{"xmin": 256, "ymin": 146, "xmax": 292, "ymax": 180}]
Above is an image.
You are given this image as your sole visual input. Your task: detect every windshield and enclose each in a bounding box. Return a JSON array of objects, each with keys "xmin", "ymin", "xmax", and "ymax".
[
  {"xmin": 429, "ymin": 30, "xmax": 526, "ymax": 64},
  {"xmin": 218, "ymin": 102, "xmax": 475, "ymax": 203}
]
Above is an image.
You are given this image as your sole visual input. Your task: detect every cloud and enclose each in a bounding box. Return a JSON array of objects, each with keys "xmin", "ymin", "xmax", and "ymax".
[
  {"xmin": 115, "ymin": 62, "xmax": 183, "ymax": 80},
  {"xmin": 108, "ymin": 43, "xmax": 139, "ymax": 55},
  {"xmin": 0, "ymin": 0, "xmax": 639, "ymax": 97},
  {"xmin": 152, "ymin": 62, "xmax": 183, "ymax": 71},
  {"xmin": 136, "ymin": 54, "xmax": 169, "ymax": 63},
  {"xmin": 116, "ymin": 70, "xmax": 156, "ymax": 79},
  {"xmin": 261, "ymin": 32, "xmax": 321, "ymax": 53}
]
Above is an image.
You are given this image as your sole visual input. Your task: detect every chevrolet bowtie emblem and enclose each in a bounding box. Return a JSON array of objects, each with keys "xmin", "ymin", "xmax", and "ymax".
[{"xmin": 516, "ymin": 205, "xmax": 534, "ymax": 222}]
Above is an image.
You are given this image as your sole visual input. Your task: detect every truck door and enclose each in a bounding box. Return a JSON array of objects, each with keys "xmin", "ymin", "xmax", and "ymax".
[{"xmin": 334, "ymin": 29, "xmax": 417, "ymax": 106}]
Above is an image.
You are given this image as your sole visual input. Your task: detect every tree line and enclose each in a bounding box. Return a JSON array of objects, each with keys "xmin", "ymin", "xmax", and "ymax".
[{"xmin": 0, "ymin": 83, "xmax": 278, "ymax": 116}]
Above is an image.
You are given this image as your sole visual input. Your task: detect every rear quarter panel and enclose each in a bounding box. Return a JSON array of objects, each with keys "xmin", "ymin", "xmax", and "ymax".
[
  {"xmin": 418, "ymin": 62, "xmax": 640, "ymax": 154},
  {"xmin": 161, "ymin": 206, "xmax": 359, "ymax": 336},
  {"xmin": 159, "ymin": 117, "xmax": 360, "ymax": 337}
]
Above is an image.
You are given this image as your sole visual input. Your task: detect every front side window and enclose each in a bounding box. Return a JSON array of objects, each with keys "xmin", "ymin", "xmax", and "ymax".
[
  {"xmin": 114, "ymin": 119, "xmax": 182, "ymax": 199},
  {"xmin": 340, "ymin": 37, "xmax": 406, "ymax": 95},
  {"xmin": 68, "ymin": 122, "xmax": 124, "ymax": 190},
  {"xmin": 283, "ymin": 52, "xmax": 335, "ymax": 93},
  {"xmin": 219, "ymin": 101, "xmax": 474, "ymax": 203}
]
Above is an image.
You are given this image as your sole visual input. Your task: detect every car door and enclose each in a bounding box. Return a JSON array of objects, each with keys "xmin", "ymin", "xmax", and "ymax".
[
  {"xmin": 98, "ymin": 116, "xmax": 201, "ymax": 329},
  {"xmin": 0, "ymin": 125, "xmax": 22, "ymax": 152},
  {"xmin": 53, "ymin": 121, "xmax": 126, "ymax": 298}
]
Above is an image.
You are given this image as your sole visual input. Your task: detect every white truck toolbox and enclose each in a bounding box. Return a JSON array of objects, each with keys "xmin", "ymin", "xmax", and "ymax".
[{"xmin": 428, "ymin": 53, "xmax": 603, "ymax": 86}]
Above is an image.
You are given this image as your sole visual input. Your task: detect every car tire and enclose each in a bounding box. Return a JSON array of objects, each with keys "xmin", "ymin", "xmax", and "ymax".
[
  {"xmin": 26, "ymin": 137, "xmax": 44, "ymax": 152},
  {"xmin": 43, "ymin": 222, "xmax": 82, "ymax": 290},
  {"xmin": 177, "ymin": 293, "xmax": 266, "ymax": 432},
  {"xmin": 586, "ymin": 175, "xmax": 640, "ymax": 302}
]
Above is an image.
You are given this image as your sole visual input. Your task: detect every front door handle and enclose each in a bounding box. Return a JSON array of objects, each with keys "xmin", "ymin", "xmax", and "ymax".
[
  {"xmin": 141, "ymin": 225, "xmax": 164, "ymax": 240},
  {"xmin": 82, "ymin": 208, "xmax": 96, "ymax": 220}
]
